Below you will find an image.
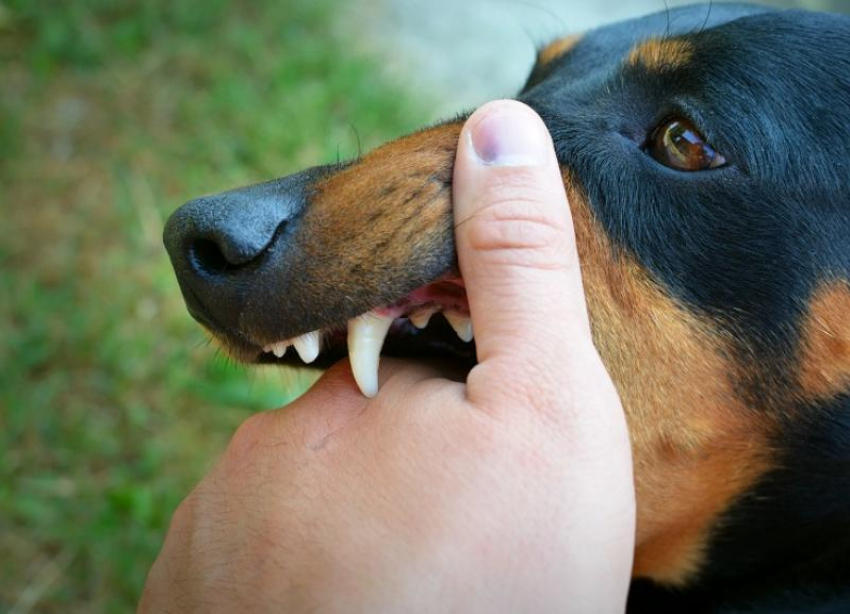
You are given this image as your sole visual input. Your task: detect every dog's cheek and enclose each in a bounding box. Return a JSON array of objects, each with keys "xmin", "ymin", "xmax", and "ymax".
[
  {"xmin": 563, "ymin": 175, "xmax": 776, "ymax": 586},
  {"xmin": 797, "ymin": 280, "xmax": 850, "ymax": 402}
]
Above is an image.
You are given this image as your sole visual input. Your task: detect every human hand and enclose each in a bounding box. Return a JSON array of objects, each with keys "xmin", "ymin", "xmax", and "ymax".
[{"xmin": 139, "ymin": 100, "xmax": 635, "ymax": 614}]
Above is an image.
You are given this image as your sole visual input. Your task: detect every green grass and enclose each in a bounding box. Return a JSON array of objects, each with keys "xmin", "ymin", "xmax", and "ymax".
[{"xmin": 0, "ymin": 1, "xmax": 430, "ymax": 611}]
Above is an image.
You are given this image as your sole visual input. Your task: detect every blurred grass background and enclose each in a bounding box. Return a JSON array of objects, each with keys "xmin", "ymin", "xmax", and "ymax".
[
  {"xmin": 0, "ymin": 0, "xmax": 429, "ymax": 611},
  {"xmin": 1, "ymin": 0, "xmax": 846, "ymax": 611}
]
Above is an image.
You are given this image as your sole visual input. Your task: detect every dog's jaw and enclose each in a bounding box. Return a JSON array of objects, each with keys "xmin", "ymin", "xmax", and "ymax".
[{"xmin": 254, "ymin": 276, "xmax": 471, "ymax": 396}]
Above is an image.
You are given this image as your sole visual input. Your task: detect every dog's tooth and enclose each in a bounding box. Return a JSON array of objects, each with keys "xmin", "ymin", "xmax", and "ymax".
[
  {"xmin": 347, "ymin": 312, "xmax": 394, "ymax": 398},
  {"xmin": 409, "ymin": 309, "xmax": 436, "ymax": 329},
  {"xmin": 444, "ymin": 313, "xmax": 474, "ymax": 342},
  {"xmin": 271, "ymin": 342, "xmax": 288, "ymax": 358},
  {"xmin": 292, "ymin": 331, "xmax": 320, "ymax": 364}
]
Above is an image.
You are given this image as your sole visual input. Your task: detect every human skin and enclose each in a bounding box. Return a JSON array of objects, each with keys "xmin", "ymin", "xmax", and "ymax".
[{"xmin": 139, "ymin": 100, "xmax": 636, "ymax": 614}]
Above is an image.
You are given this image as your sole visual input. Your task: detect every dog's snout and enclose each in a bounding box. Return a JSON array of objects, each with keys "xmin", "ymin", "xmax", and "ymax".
[{"xmin": 163, "ymin": 169, "xmax": 329, "ymax": 331}]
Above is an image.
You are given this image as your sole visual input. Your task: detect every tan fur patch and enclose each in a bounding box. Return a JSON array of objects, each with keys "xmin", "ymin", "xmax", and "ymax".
[
  {"xmin": 306, "ymin": 121, "xmax": 462, "ymax": 272},
  {"xmin": 564, "ymin": 174, "xmax": 774, "ymax": 585},
  {"xmin": 538, "ymin": 34, "xmax": 583, "ymax": 66},
  {"xmin": 628, "ymin": 38, "xmax": 694, "ymax": 70},
  {"xmin": 798, "ymin": 281, "xmax": 850, "ymax": 401}
]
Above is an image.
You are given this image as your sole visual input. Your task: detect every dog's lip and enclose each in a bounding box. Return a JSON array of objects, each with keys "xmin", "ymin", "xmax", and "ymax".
[
  {"xmin": 242, "ymin": 275, "xmax": 476, "ymax": 391},
  {"xmin": 253, "ymin": 315, "xmax": 476, "ymax": 369},
  {"xmin": 251, "ymin": 276, "xmax": 469, "ymax": 353}
]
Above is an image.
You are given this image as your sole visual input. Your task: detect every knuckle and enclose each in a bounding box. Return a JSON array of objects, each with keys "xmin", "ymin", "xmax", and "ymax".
[
  {"xmin": 231, "ymin": 411, "xmax": 271, "ymax": 451},
  {"xmin": 170, "ymin": 493, "xmax": 196, "ymax": 530},
  {"xmin": 464, "ymin": 195, "xmax": 573, "ymax": 269},
  {"xmin": 475, "ymin": 171, "xmax": 562, "ymax": 210},
  {"xmin": 459, "ymin": 167, "xmax": 574, "ymax": 268},
  {"xmin": 166, "ymin": 488, "xmax": 206, "ymax": 550},
  {"xmin": 222, "ymin": 411, "xmax": 276, "ymax": 474}
]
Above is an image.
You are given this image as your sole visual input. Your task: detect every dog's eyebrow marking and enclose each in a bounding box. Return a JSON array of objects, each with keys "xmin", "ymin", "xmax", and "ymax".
[
  {"xmin": 537, "ymin": 33, "xmax": 583, "ymax": 66},
  {"xmin": 628, "ymin": 38, "xmax": 694, "ymax": 71},
  {"xmin": 798, "ymin": 280, "xmax": 850, "ymax": 401}
]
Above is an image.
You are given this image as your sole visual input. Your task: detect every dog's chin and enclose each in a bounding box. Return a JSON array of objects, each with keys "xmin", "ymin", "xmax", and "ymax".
[{"xmin": 210, "ymin": 275, "xmax": 478, "ymax": 394}]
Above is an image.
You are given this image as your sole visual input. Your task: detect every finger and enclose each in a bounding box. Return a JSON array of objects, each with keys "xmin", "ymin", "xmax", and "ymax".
[{"xmin": 452, "ymin": 100, "xmax": 594, "ymax": 407}]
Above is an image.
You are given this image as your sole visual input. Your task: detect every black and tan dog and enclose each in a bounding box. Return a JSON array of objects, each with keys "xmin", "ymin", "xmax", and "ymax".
[{"xmin": 163, "ymin": 3, "xmax": 850, "ymax": 612}]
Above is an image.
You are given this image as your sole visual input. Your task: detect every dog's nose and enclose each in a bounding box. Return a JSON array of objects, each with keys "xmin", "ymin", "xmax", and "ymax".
[
  {"xmin": 165, "ymin": 182, "xmax": 293, "ymax": 276},
  {"xmin": 163, "ymin": 170, "xmax": 324, "ymax": 330}
]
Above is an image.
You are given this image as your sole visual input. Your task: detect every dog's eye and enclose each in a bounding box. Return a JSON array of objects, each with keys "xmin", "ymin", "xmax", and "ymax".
[{"xmin": 648, "ymin": 118, "xmax": 726, "ymax": 171}]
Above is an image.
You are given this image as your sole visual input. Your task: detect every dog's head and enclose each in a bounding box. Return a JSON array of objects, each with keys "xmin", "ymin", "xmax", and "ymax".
[{"xmin": 164, "ymin": 3, "xmax": 850, "ymax": 602}]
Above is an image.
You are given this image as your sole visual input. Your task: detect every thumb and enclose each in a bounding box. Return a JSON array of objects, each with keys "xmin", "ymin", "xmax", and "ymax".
[{"xmin": 453, "ymin": 100, "xmax": 594, "ymax": 406}]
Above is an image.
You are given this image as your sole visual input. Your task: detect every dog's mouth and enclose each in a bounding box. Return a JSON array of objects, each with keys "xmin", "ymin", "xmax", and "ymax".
[{"xmin": 244, "ymin": 274, "xmax": 474, "ymax": 396}]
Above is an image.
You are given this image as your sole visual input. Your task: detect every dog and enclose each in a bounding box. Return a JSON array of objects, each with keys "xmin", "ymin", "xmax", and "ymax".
[{"xmin": 163, "ymin": 3, "xmax": 850, "ymax": 612}]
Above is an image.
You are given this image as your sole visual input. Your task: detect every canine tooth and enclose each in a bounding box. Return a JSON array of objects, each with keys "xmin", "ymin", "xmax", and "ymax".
[
  {"xmin": 292, "ymin": 331, "xmax": 320, "ymax": 364},
  {"xmin": 271, "ymin": 342, "xmax": 288, "ymax": 358},
  {"xmin": 409, "ymin": 309, "xmax": 436, "ymax": 329},
  {"xmin": 347, "ymin": 312, "xmax": 394, "ymax": 398},
  {"xmin": 444, "ymin": 313, "xmax": 474, "ymax": 342}
]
